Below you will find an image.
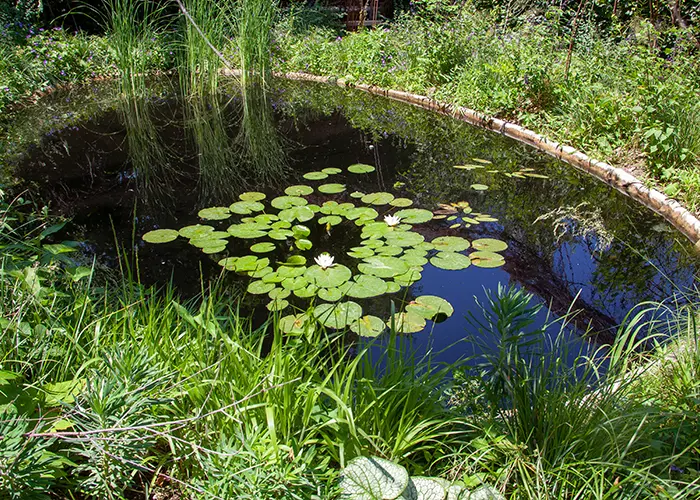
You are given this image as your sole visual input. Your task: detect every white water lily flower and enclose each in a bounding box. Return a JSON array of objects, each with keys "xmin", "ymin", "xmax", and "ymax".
[
  {"xmin": 314, "ymin": 253, "xmax": 335, "ymax": 269},
  {"xmin": 384, "ymin": 215, "xmax": 401, "ymax": 227}
]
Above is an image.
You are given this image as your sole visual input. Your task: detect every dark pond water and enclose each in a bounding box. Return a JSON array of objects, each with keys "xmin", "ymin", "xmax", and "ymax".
[{"xmin": 3, "ymin": 78, "xmax": 697, "ymax": 365}]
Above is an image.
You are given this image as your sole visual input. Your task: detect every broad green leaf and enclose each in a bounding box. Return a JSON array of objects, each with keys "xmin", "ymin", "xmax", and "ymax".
[
  {"xmin": 350, "ymin": 315, "xmax": 386, "ymax": 338},
  {"xmin": 279, "ymin": 314, "xmax": 313, "ymax": 334},
  {"xmin": 229, "ymin": 201, "xmax": 265, "ymax": 214},
  {"xmin": 407, "ymin": 295, "xmax": 454, "ymax": 319},
  {"xmin": 347, "ymin": 163, "xmax": 376, "ymax": 174},
  {"xmin": 394, "ymin": 209, "xmax": 433, "ymax": 224},
  {"xmin": 358, "ymin": 256, "xmax": 409, "ymax": 278},
  {"xmin": 248, "ymin": 281, "xmax": 275, "ymax": 295},
  {"xmin": 250, "ymin": 242, "xmax": 275, "ymax": 253},
  {"xmin": 285, "ymin": 185, "xmax": 314, "ymax": 196},
  {"xmin": 279, "ymin": 206, "xmax": 315, "ymax": 223},
  {"xmin": 271, "ymin": 196, "xmax": 308, "ymax": 210},
  {"xmin": 198, "ymin": 207, "xmax": 231, "ymax": 220},
  {"xmin": 142, "ymin": 229, "xmax": 179, "ymax": 244},
  {"xmin": 318, "ymin": 183, "xmax": 346, "ymax": 194},
  {"xmin": 470, "ymin": 251, "xmax": 505, "ymax": 268},
  {"xmin": 318, "ymin": 287, "xmax": 343, "ymax": 302},
  {"xmin": 362, "ymin": 192, "xmax": 395, "ymax": 205},
  {"xmin": 295, "ymin": 238, "xmax": 313, "ymax": 250},
  {"xmin": 390, "ymin": 198, "xmax": 413, "ymax": 207},
  {"xmin": 346, "ymin": 275, "xmax": 388, "ymax": 299},
  {"xmin": 471, "ymin": 238, "xmax": 508, "ymax": 252},
  {"xmin": 305, "ymin": 264, "xmax": 352, "ymax": 288},
  {"xmin": 430, "ymin": 252, "xmax": 472, "ymax": 270},
  {"xmin": 239, "ymin": 191, "xmax": 266, "ymax": 201},
  {"xmin": 314, "ymin": 301, "xmax": 363, "ymax": 329},
  {"xmin": 431, "ymin": 236, "xmax": 470, "ymax": 252},
  {"xmin": 322, "ymin": 167, "xmax": 342, "ymax": 174},
  {"xmin": 303, "ymin": 171, "xmax": 328, "ymax": 180},
  {"xmin": 179, "ymin": 224, "xmax": 214, "ymax": 239},
  {"xmin": 388, "ymin": 311, "xmax": 426, "ymax": 333}
]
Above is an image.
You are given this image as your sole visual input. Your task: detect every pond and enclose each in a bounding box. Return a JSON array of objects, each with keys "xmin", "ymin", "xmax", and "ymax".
[{"xmin": 3, "ymin": 77, "xmax": 697, "ymax": 364}]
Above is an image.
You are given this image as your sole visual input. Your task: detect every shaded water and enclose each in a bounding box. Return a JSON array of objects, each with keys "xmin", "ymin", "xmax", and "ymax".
[{"xmin": 4, "ymin": 78, "xmax": 697, "ymax": 364}]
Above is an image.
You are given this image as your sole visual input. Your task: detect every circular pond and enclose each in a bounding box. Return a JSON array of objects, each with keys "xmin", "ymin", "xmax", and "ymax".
[{"xmin": 4, "ymin": 78, "xmax": 696, "ymax": 364}]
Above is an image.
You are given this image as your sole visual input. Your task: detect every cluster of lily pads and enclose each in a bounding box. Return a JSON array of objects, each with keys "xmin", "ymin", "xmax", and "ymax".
[
  {"xmin": 142, "ymin": 163, "xmax": 509, "ymax": 337},
  {"xmin": 453, "ymin": 157, "xmax": 549, "ymax": 192}
]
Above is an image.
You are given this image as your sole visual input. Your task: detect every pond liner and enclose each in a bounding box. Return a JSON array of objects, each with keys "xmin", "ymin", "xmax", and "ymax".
[{"xmin": 232, "ymin": 69, "xmax": 700, "ymax": 251}]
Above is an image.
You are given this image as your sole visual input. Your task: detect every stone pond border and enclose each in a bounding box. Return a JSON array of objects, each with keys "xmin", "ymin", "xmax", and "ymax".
[{"xmin": 236, "ymin": 69, "xmax": 700, "ymax": 250}]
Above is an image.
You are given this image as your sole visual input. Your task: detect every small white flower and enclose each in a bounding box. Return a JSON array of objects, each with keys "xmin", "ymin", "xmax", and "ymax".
[
  {"xmin": 314, "ymin": 253, "xmax": 335, "ymax": 269},
  {"xmin": 384, "ymin": 215, "xmax": 401, "ymax": 227}
]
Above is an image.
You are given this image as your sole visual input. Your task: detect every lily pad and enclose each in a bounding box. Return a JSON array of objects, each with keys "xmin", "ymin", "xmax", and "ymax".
[
  {"xmin": 269, "ymin": 229, "xmax": 293, "ymax": 240},
  {"xmin": 318, "ymin": 183, "xmax": 346, "ymax": 194},
  {"xmin": 239, "ymin": 191, "xmax": 266, "ymax": 201},
  {"xmin": 278, "ymin": 265, "xmax": 306, "ymax": 279},
  {"xmin": 401, "ymin": 252, "xmax": 428, "ymax": 267},
  {"xmin": 394, "ymin": 268, "xmax": 423, "ymax": 286},
  {"xmin": 350, "ymin": 315, "xmax": 386, "ymax": 337},
  {"xmin": 218, "ymin": 257, "xmax": 238, "ymax": 270},
  {"xmin": 362, "ymin": 239, "xmax": 385, "ymax": 249},
  {"xmin": 201, "ymin": 244, "xmax": 226, "ymax": 254},
  {"xmin": 262, "ymin": 272, "xmax": 284, "ymax": 283},
  {"xmin": 268, "ymin": 288, "xmax": 291, "ymax": 300},
  {"xmin": 346, "ymin": 207, "xmax": 379, "ymax": 221},
  {"xmin": 294, "ymin": 284, "xmax": 319, "ymax": 298},
  {"xmin": 361, "ymin": 222, "xmax": 395, "ymax": 239},
  {"xmin": 314, "ymin": 301, "xmax": 363, "ymax": 329},
  {"xmin": 295, "ymin": 238, "xmax": 313, "ymax": 250},
  {"xmin": 358, "ymin": 256, "xmax": 409, "ymax": 278},
  {"xmin": 190, "ymin": 236, "xmax": 228, "ymax": 248},
  {"xmin": 388, "ymin": 311, "xmax": 427, "ymax": 333},
  {"xmin": 471, "ymin": 184, "xmax": 489, "ymax": 191},
  {"xmin": 229, "ymin": 201, "xmax": 265, "ymax": 215},
  {"xmin": 431, "ymin": 236, "xmax": 471, "ymax": 252},
  {"xmin": 318, "ymin": 215, "xmax": 342, "ymax": 226},
  {"xmin": 284, "ymin": 185, "xmax": 314, "ymax": 196},
  {"xmin": 285, "ymin": 255, "xmax": 307, "ymax": 266},
  {"xmin": 318, "ymin": 287, "xmax": 343, "ymax": 302},
  {"xmin": 281, "ymin": 276, "xmax": 309, "ymax": 290},
  {"xmin": 248, "ymin": 266, "xmax": 273, "ymax": 278},
  {"xmin": 292, "ymin": 225, "xmax": 311, "ymax": 238},
  {"xmin": 346, "ymin": 275, "xmax": 388, "ymax": 299},
  {"xmin": 233, "ymin": 256, "xmax": 269, "ymax": 273},
  {"xmin": 247, "ymin": 280, "xmax": 275, "ymax": 295},
  {"xmin": 390, "ymin": 197, "xmax": 413, "ymax": 208},
  {"xmin": 385, "ymin": 282, "xmax": 402, "ymax": 293},
  {"xmin": 362, "ymin": 192, "xmax": 395, "ymax": 205},
  {"xmin": 267, "ymin": 299, "xmax": 289, "ymax": 312},
  {"xmin": 279, "ymin": 314, "xmax": 312, "ymax": 335},
  {"xmin": 227, "ymin": 224, "xmax": 267, "ymax": 239},
  {"xmin": 430, "ymin": 252, "xmax": 472, "ymax": 270},
  {"xmin": 305, "ymin": 264, "xmax": 352, "ymax": 288},
  {"xmin": 198, "ymin": 207, "xmax": 231, "ymax": 220},
  {"xmin": 385, "ymin": 231, "xmax": 425, "ymax": 248},
  {"xmin": 406, "ymin": 295, "xmax": 454, "ymax": 320},
  {"xmin": 347, "ymin": 163, "xmax": 376, "ymax": 174},
  {"xmin": 471, "ymin": 238, "xmax": 508, "ymax": 252},
  {"xmin": 470, "ymin": 251, "xmax": 506, "ymax": 268},
  {"xmin": 179, "ymin": 224, "xmax": 214, "ymax": 239},
  {"xmin": 350, "ymin": 191, "xmax": 365, "ymax": 198},
  {"xmin": 347, "ymin": 246, "xmax": 375, "ymax": 259},
  {"xmin": 376, "ymin": 245, "xmax": 403, "ymax": 257},
  {"xmin": 271, "ymin": 196, "xmax": 308, "ymax": 210},
  {"xmin": 394, "ymin": 208, "xmax": 433, "ymax": 224},
  {"xmin": 322, "ymin": 167, "xmax": 342, "ymax": 175},
  {"xmin": 303, "ymin": 171, "xmax": 328, "ymax": 180},
  {"xmin": 250, "ymin": 242, "xmax": 275, "ymax": 253},
  {"xmin": 142, "ymin": 229, "xmax": 179, "ymax": 244},
  {"xmin": 271, "ymin": 220, "xmax": 291, "ymax": 229},
  {"xmin": 279, "ymin": 206, "xmax": 315, "ymax": 223}
]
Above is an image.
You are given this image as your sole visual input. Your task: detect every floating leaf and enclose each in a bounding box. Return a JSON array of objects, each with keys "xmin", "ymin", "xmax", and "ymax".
[
  {"xmin": 347, "ymin": 163, "xmax": 376, "ymax": 174},
  {"xmin": 358, "ymin": 256, "xmax": 409, "ymax": 278},
  {"xmin": 303, "ymin": 171, "xmax": 328, "ymax": 180},
  {"xmin": 262, "ymin": 272, "xmax": 284, "ymax": 283},
  {"xmin": 385, "ymin": 282, "xmax": 402, "ymax": 293},
  {"xmin": 247, "ymin": 281, "xmax": 275, "ymax": 295},
  {"xmin": 401, "ymin": 252, "xmax": 428, "ymax": 267},
  {"xmin": 285, "ymin": 185, "xmax": 314, "ymax": 196},
  {"xmin": 142, "ymin": 229, "xmax": 179, "ymax": 244},
  {"xmin": 471, "ymin": 184, "xmax": 489, "ymax": 191},
  {"xmin": 314, "ymin": 301, "xmax": 363, "ymax": 329},
  {"xmin": 198, "ymin": 207, "xmax": 231, "ymax": 220},
  {"xmin": 350, "ymin": 191, "xmax": 365, "ymax": 198},
  {"xmin": 389, "ymin": 311, "xmax": 427, "ymax": 333},
  {"xmin": 279, "ymin": 206, "xmax": 315, "ymax": 223},
  {"xmin": 471, "ymin": 238, "xmax": 508, "ymax": 252},
  {"xmin": 318, "ymin": 183, "xmax": 346, "ymax": 194},
  {"xmin": 269, "ymin": 229, "xmax": 293, "ymax": 240},
  {"xmin": 227, "ymin": 224, "xmax": 267, "ymax": 239},
  {"xmin": 271, "ymin": 196, "xmax": 308, "ymax": 210},
  {"xmin": 350, "ymin": 315, "xmax": 386, "ymax": 338},
  {"xmin": 218, "ymin": 257, "xmax": 238, "ymax": 270},
  {"xmin": 190, "ymin": 234, "xmax": 229, "ymax": 248},
  {"xmin": 430, "ymin": 252, "xmax": 472, "ymax": 270},
  {"xmin": 294, "ymin": 284, "xmax": 319, "ymax": 298},
  {"xmin": 295, "ymin": 238, "xmax": 313, "ymax": 250},
  {"xmin": 390, "ymin": 198, "xmax": 413, "ymax": 208},
  {"xmin": 229, "ymin": 201, "xmax": 264, "ymax": 215},
  {"xmin": 470, "ymin": 251, "xmax": 505, "ymax": 268},
  {"xmin": 362, "ymin": 192, "xmax": 395, "ymax": 205},
  {"xmin": 248, "ymin": 266, "xmax": 273, "ymax": 278},
  {"xmin": 267, "ymin": 299, "xmax": 289, "ymax": 312},
  {"xmin": 268, "ymin": 288, "xmax": 291, "ymax": 300},
  {"xmin": 346, "ymin": 275, "xmax": 388, "ymax": 299},
  {"xmin": 252, "ymin": 214, "xmax": 278, "ymax": 225},
  {"xmin": 239, "ymin": 191, "xmax": 266, "ymax": 201},
  {"xmin": 279, "ymin": 314, "xmax": 312, "ymax": 335},
  {"xmin": 361, "ymin": 222, "xmax": 395, "ymax": 239},
  {"xmin": 271, "ymin": 220, "xmax": 291, "ymax": 229},
  {"xmin": 318, "ymin": 287, "xmax": 343, "ymax": 302},
  {"xmin": 250, "ymin": 242, "xmax": 275, "ymax": 253},
  {"xmin": 233, "ymin": 256, "xmax": 269, "ymax": 273},
  {"xmin": 278, "ymin": 265, "xmax": 306, "ymax": 279},
  {"xmin": 201, "ymin": 244, "xmax": 226, "ymax": 254},
  {"xmin": 394, "ymin": 209, "xmax": 433, "ymax": 224},
  {"xmin": 431, "ymin": 236, "xmax": 471, "ymax": 252},
  {"xmin": 407, "ymin": 295, "xmax": 454, "ymax": 320},
  {"xmin": 394, "ymin": 268, "xmax": 422, "ymax": 286},
  {"xmin": 347, "ymin": 207, "xmax": 379, "ymax": 221},
  {"xmin": 292, "ymin": 225, "xmax": 311, "ymax": 238},
  {"xmin": 319, "ymin": 215, "xmax": 342, "ymax": 226},
  {"xmin": 348, "ymin": 246, "xmax": 375, "ymax": 259},
  {"xmin": 281, "ymin": 276, "xmax": 309, "ymax": 290},
  {"xmin": 322, "ymin": 167, "xmax": 342, "ymax": 175},
  {"xmin": 376, "ymin": 245, "xmax": 403, "ymax": 256},
  {"xmin": 305, "ymin": 264, "xmax": 352, "ymax": 288},
  {"xmin": 385, "ymin": 231, "xmax": 425, "ymax": 248},
  {"xmin": 179, "ymin": 224, "xmax": 214, "ymax": 239},
  {"xmin": 285, "ymin": 255, "xmax": 307, "ymax": 266},
  {"xmin": 362, "ymin": 239, "xmax": 384, "ymax": 249},
  {"xmin": 399, "ymin": 477, "xmax": 447, "ymax": 500}
]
